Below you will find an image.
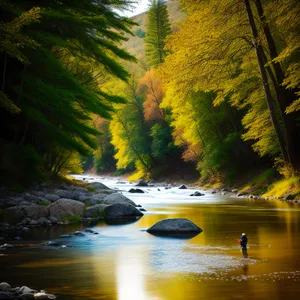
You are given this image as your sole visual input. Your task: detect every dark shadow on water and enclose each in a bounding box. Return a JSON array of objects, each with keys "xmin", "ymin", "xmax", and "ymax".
[
  {"xmin": 147, "ymin": 231, "xmax": 200, "ymax": 239},
  {"xmin": 104, "ymin": 216, "xmax": 142, "ymax": 225}
]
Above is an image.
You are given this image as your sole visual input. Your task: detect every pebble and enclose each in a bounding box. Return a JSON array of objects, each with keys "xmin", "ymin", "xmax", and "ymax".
[
  {"xmin": 59, "ymin": 234, "xmax": 72, "ymax": 238},
  {"xmin": 73, "ymin": 231, "xmax": 85, "ymax": 236},
  {"xmin": 0, "ymin": 244, "xmax": 13, "ymax": 250},
  {"xmin": 46, "ymin": 241, "xmax": 61, "ymax": 247}
]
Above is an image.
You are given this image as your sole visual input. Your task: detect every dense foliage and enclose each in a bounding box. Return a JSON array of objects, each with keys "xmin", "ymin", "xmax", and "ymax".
[
  {"xmin": 1, "ymin": 0, "xmax": 299, "ymax": 185},
  {"xmin": 0, "ymin": 0, "xmax": 136, "ymax": 183}
]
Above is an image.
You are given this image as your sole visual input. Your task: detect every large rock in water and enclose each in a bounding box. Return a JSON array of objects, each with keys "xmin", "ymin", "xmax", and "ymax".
[
  {"xmin": 128, "ymin": 188, "xmax": 144, "ymax": 193},
  {"xmin": 48, "ymin": 198, "xmax": 84, "ymax": 220},
  {"xmin": 178, "ymin": 185, "xmax": 187, "ymax": 189},
  {"xmin": 136, "ymin": 180, "xmax": 148, "ymax": 187},
  {"xmin": 103, "ymin": 193, "xmax": 136, "ymax": 206},
  {"xmin": 104, "ymin": 203, "xmax": 143, "ymax": 218},
  {"xmin": 147, "ymin": 218, "xmax": 202, "ymax": 236}
]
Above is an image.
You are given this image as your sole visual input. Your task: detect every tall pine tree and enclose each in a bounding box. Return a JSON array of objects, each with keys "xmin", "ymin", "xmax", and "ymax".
[
  {"xmin": 145, "ymin": 0, "xmax": 171, "ymax": 67},
  {"xmin": 0, "ymin": 0, "xmax": 136, "ymax": 183}
]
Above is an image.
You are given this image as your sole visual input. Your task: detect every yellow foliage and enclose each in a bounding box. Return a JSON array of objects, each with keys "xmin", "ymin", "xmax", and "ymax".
[
  {"xmin": 263, "ymin": 177, "xmax": 300, "ymax": 198},
  {"xmin": 0, "ymin": 7, "xmax": 41, "ymax": 62}
]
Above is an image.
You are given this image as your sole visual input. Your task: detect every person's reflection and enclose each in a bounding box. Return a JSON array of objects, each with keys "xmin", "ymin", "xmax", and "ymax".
[
  {"xmin": 241, "ymin": 249, "xmax": 249, "ymax": 277},
  {"xmin": 242, "ymin": 261, "xmax": 249, "ymax": 276}
]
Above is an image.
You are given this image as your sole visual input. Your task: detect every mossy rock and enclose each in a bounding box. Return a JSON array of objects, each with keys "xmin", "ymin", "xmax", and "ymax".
[{"xmin": 61, "ymin": 215, "xmax": 82, "ymax": 223}]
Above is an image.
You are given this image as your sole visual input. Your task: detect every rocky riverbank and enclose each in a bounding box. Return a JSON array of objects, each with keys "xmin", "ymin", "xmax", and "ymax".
[
  {"xmin": 0, "ymin": 180, "xmax": 145, "ymax": 240},
  {"xmin": 0, "ymin": 282, "xmax": 56, "ymax": 299}
]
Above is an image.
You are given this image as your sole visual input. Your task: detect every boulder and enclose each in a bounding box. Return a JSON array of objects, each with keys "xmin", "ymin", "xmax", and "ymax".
[
  {"xmin": 0, "ymin": 206, "xmax": 24, "ymax": 223},
  {"xmin": 73, "ymin": 231, "xmax": 85, "ymax": 236},
  {"xmin": 190, "ymin": 191, "xmax": 205, "ymax": 196},
  {"xmin": 55, "ymin": 190, "xmax": 72, "ymax": 199},
  {"xmin": 44, "ymin": 194, "xmax": 60, "ymax": 202},
  {"xmin": 104, "ymin": 203, "xmax": 144, "ymax": 218},
  {"xmin": 46, "ymin": 241, "xmax": 61, "ymax": 247},
  {"xmin": 34, "ymin": 292, "xmax": 56, "ymax": 299},
  {"xmin": 90, "ymin": 182, "xmax": 111, "ymax": 191},
  {"xmin": 20, "ymin": 286, "xmax": 35, "ymax": 294},
  {"xmin": 0, "ymin": 283, "xmax": 10, "ymax": 292},
  {"xmin": 90, "ymin": 194, "xmax": 106, "ymax": 201},
  {"xmin": 29, "ymin": 220, "xmax": 38, "ymax": 225},
  {"xmin": 136, "ymin": 180, "xmax": 148, "ymax": 187},
  {"xmin": 78, "ymin": 195, "xmax": 90, "ymax": 202},
  {"xmin": 103, "ymin": 193, "xmax": 136, "ymax": 206},
  {"xmin": 37, "ymin": 217, "xmax": 50, "ymax": 226},
  {"xmin": 147, "ymin": 218, "xmax": 202, "ymax": 236},
  {"xmin": 1, "ymin": 204, "xmax": 48, "ymax": 223},
  {"xmin": 128, "ymin": 188, "xmax": 144, "ymax": 194},
  {"xmin": 237, "ymin": 192, "xmax": 248, "ymax": 197},
  {"xmin": 0, "ymin": 244, "xmax": 13, "ymax": 250},
  {"xmin": 48, "ymin": 216, "xmax": 58, "ymax": 224},
  {"xmin": 48, "ymin": 198, "xmax": 84, "ymax": 221},
  {"xmin": 20, "ymin": 217, "xmax": 31, "ymax": 225},
  {"xmin": 70, "ymin": 191, "xmax": 83, "ymax": 200},
  {"xmin": 24, "ymin": 205, "xmax": 49, "ymax": 220},
  {"xmin": 31, "ymin": 191, "xmax": 45, "ymax": 198},
  {"xmin": 84, "ymin": 204, "xmax": 107, "ymax": 218},
  {"xmin": 178, "ymin": 185, "xmax": 187, "ymax": 189},
  {"xmin": 24, "ymin": 195, "xmax": 40, "ymax": 203}
]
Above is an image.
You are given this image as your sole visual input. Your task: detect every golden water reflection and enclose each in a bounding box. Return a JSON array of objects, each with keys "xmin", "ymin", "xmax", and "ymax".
[{"xmin": 1, "ymin": 197, "xmax": 300, "ymax": 299}]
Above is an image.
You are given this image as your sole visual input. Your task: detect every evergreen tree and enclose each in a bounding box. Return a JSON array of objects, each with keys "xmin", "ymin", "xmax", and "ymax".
[
  {"xmin": 145, "ymin": 0, "xmax": 171, "ymax": 67},
  {"xmin": 0, "ymin": 0, "xmax": 136, "ymax": 183}
]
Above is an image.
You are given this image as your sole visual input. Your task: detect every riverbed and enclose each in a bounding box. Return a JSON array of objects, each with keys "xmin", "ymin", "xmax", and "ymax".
[{"xmin": 1, "ymin": 176, "xmax": 300, "ymax": 299}]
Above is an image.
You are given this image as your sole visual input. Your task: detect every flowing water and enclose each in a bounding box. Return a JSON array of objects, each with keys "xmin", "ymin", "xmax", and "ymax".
[{"xmin": 1, "ymin": 176, "xmax": 300, "ymax": 300}]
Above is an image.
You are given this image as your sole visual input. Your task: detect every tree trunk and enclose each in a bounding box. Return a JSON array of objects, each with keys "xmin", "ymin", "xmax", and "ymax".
[
  {"xmin": 244, "ymin": 0, "xmax": 290, "ymax": 165},
  {"xmin": 254, "ymin": 0, "xmax": 300, "ymax": 171}
]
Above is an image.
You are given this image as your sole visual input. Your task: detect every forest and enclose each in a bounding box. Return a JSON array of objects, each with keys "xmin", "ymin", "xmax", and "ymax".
[{"xmin": 0, "ymin": 0, "xmax": 300, "ymax": 197}]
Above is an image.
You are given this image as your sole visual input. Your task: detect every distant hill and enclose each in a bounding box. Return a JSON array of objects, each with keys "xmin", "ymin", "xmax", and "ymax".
[{"xmin": 122, "ymin": 0, "xmax": 185, "ymax": 60}]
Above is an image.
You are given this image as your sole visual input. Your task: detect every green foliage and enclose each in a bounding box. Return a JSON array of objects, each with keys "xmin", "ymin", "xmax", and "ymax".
[
  {"xmin": 38, "ymin": 200, "xmax": 49, "ymax": 206},
  {"xmin": 145, "ymin": 0, "xmax": 171, "ymax": 67},
  {"xmin": 241, "ymin": 168, "xmax": 276, "ymax": 195},
  {"xmin": 135, "ymin": 28, "xmax": 145, "ymax": 38},
  {"xmin": 0, "ymin": 142, "xmax": 43, "ymax": 185},
  {"xmin": 150, "ymin": 123, "xmax": 175, "ymax": 159},
  {"xmin": 0, "ymin": 0, "xmax": 136, "ymax": 183},
  {"xmin": 61, "ymin": 215, "xmax": 82, "ymax": 223}
]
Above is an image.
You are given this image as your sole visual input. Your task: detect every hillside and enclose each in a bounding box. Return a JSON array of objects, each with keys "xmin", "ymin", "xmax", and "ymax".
[{"xmin": 122, "ymin": 0, "xmax": 185, "ymax": 60}]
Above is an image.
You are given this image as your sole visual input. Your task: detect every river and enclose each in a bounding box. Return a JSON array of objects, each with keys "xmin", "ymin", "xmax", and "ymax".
[{"xmin": 1, "ymin": 176, "xmax": 300, "ymax": 299}]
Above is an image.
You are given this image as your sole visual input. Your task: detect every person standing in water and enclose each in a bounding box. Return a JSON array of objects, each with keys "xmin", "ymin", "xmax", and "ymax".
[
  {"xmin": 239, "ymin": 233, "xmax": 248, "ymax": 250},
  {"xmin": 239, "ymin": 233, "xmax": 248, "ymax": 258}
]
